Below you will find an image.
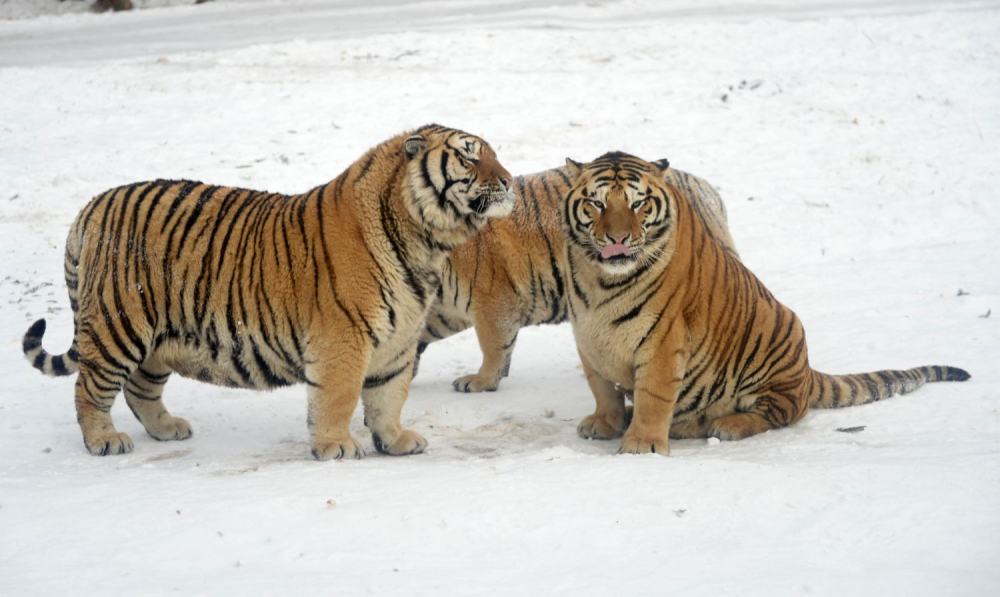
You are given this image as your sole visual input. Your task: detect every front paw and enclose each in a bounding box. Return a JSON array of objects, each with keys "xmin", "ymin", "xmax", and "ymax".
[
  {"xmin": 452, "ymin": 373, "xmax": 498, "ymax": 393},
  {"xmin": 372, "ymin": 429, "xmax": 428, "ymax": 456},
  {"xmin": 577, "ymin": 412, "xmax": 626, "ymax": 440},
  {"xmin": 618, "ymin": 432, "xmax": 670, "ymax": 456},
  {"xmin": 311, "ymin": 435, "xmax": 365, "ymax": 460}
]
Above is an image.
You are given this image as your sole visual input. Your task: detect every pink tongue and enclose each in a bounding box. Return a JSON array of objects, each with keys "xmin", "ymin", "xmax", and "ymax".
[{"xmin": 601, "ymin": 243, "xmax": 631, "ymax": 259}]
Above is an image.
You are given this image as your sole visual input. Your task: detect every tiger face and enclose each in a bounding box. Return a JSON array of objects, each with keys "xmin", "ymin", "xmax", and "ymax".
[
  {"xmin": 404, "ymin": 126, "xmax": 514, "ymax": 233},
  {"xmin": 563, "ymin": 152, "xmax": 674, "ymax": 276}
]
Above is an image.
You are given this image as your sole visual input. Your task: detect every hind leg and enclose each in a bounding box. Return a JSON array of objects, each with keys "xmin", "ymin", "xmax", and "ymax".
[
  {"xmin": 707, "ymin": 391, "xmax": 809, "ymax": 441},
  {"xmin": 73, "ymin": 305, "xmax": 156, "ymax": 455},
  {"xmin": 453, "ymin": 310, "xmax": 519, "ymax": 393},
  {"xmin": 123, "ymin": 355, "xmax": 192, "ymax": 442},
  {"xmin": 74, "ymin": 358, "xmax": 134, "ymax": 456}
]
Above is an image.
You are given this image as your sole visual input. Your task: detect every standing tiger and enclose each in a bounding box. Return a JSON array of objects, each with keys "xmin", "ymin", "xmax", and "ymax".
[
  {"xmin": 561, "ymin": 152, "xmax": 969, "ymax": 454},
  {"xmin": 21, "ymin": 124, "xmax": 513, "ymax": 460},
  {"xmin": 417, "ymin": 164, "xmax": 740, "ymax": 392}
]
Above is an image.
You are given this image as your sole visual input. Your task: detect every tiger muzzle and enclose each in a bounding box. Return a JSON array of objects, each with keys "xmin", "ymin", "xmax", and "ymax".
[{"xmin": 469, "ymin": 184, "xmax": 514, "ymax": 217}]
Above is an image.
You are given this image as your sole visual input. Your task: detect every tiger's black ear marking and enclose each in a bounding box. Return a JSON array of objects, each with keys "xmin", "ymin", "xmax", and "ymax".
[
  {"xmin": 404, "ymin": 134, "xmax": 428, "ymax": 158},
  {"xmin": 651, "ymin": 158, "xmax": 670, "ymax": 172},
  {"xmin": 565, "ymin": 158, "xmax": 584, "ymax": 181}
]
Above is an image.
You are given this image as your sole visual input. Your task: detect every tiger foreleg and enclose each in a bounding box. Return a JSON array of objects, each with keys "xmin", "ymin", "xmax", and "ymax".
[
  {"xmin": 576, "ymin": 350, "xmax": 628, "ymax": 440},
  {"xmin": 361, "ymin": 346, "xmax": 427, "ymax": 456},
  {"xmin": 619, "ymin": 327, "xmax": 689, "ymax": 456},
  {"xmin": 304, "ymin": 334, "xmax": 370, "ymax": 461}
]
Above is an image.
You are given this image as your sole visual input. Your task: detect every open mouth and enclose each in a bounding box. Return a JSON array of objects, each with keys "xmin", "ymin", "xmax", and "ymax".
[{"xmin": 598, "ymin": 242, "xmax": 637, "ymax": 263}]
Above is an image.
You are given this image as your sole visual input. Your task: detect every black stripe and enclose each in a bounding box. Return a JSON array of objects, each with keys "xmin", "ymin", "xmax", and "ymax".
[
  {"xmin": 249, "ymin": 336, "xmax": 290, "ymax": 388},
  {"xmin": 125, "ymin": 387, "xmax": 160, "ymax": 401},
  {"xmin": 98, "ymin": 299, "xmax": 142, "ymax": 365},
  {"xmin": 355, "ymin": 150, "xmax": 379, "ymax": 181},
  {"xmin": 159, "ymin": 181, "xmax": 201, "ymax": 234},
  {"xmin": 875, "ymin": 371, "xmax": 896, "ymax": 396},
  {"xmin": 50, "ymin": 356, "xmax": 69, "ymax": 376},
  {"xmin": 139, "ymin": 367, "xmax": 170, "ymax": 385},
  {"xmin": 363, "ymin": 361, "xmax": 412, "ymax": 389},
  {"xmin": 175, "ymin": 185, "xmax": 219, "ymax": 255},
  {"xmin": 612, "ymin": 300, "xmax": 646, "ymax": 326}
]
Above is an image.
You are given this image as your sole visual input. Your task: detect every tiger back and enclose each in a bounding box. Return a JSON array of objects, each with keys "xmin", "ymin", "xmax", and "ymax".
[
  {"xmin": 561, "ymin": 152, "xmax": 969, "ymax": 455},
  {"xmin": 418, "ymin": 164, "xmax": 740, "ymax": 393},
  {"xmin": 22, "ymin": 124, "xmax": 514, "ymax": 460}
]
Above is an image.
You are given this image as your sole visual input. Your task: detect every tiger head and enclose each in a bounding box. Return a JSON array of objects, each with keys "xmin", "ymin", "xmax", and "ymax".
[
  {"xmin": 563, "ymin": 152, "xmax": 674, "ymax": 276},
  {"xmin": 402, "ymin": 125, "xmax": 514, "ymax": 238}
]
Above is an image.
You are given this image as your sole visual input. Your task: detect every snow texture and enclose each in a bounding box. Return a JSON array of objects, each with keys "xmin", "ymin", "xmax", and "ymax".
[{"xmin": 1, "ymin": 1, "xmax": 998, "ymax": 595}]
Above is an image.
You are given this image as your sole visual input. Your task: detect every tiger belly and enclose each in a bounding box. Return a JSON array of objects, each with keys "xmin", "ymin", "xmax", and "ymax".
[{"xmin": 156, "ymin": 334, "xmax": 301, "ymax": 390}]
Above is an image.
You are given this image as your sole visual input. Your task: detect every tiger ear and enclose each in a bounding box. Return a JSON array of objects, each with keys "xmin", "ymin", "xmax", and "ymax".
[
  {"xmin": 651, "ymin": 158, "xmax": 670, "ymax": 172},
  {"xmin": 404, "ymin": 134, "xmax": 428, "ymax": 158},
  {"xmin": 565, "ymin": 158, "xmax": 584, "ymax": 181}
]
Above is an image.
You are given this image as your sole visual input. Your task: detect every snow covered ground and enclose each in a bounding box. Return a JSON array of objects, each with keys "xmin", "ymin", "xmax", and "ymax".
[{"xmin": 1, "ymin": 1, "xmax": 998, "ymax": 595}]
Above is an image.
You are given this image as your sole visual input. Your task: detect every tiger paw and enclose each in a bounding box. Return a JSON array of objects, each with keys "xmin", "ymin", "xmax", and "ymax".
[
  {"xmin": 577, "ymin": 412, "xmax": 626, "ymax": 440},
  {"xmin": 618, "ymin": 432, "xmax": 669, "ymax": 456},
  {"xmin": 372, "ymin": 429, "xmax": 427, "ymax": 456},
  {"xmin": 310, "ymin": 435, "xmax": 365, "ymax": 461},
  {"xmin": 452, "ymin": 374, "xmax": 498, "ymax": 393},
  {"xmin": 85, "ymin": 431, "xmax": 134, "ymax": 456},
  {"xmin": 149, "ymin": 417, "xmax": 193, "ymax": 442}
]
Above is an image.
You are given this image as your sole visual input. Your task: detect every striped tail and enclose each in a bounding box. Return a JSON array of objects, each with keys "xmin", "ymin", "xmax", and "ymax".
[
  {"xmin": 22, "ymin": 319, "xmax": 79, "ymax": 377},
  {"xmin": 809, "ymin": 365, "xmax": 970, "ymax": 408}
]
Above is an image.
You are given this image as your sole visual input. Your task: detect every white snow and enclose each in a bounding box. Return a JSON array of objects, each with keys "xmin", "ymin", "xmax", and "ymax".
[{"xmin": 1, "ymin": 1, "xmax": 998, "ymax": 595}]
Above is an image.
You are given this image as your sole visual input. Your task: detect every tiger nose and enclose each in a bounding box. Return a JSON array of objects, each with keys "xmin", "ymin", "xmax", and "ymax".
[
  {"xmin": 609, "ymin": 233, "xmax": 629, "ymax": 245},
  {"xmin": 498, "ymin": 176, "xmax": 511, "ymax": 191}
]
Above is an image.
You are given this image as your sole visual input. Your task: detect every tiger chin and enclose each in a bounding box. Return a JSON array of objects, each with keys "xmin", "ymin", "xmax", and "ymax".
[
  {"xmin": 21, "ymin": 124, "xmax": 513, "ymax": 460},
  {"xmin": 415, "ymin": 163, "xmax": 740, "ymax": 393},
  {"xmin": 561, "ymin": 152, "xmax": 970, "ymax": 456}
]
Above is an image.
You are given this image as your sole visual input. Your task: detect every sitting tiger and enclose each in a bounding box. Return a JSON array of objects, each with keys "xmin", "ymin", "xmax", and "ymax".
[
  {"xmin": 561, "ymin": 152, "xmax": 969, "ymax": 454},
  {"xmin": 417, "ymin": 164, "xmax": 740, "ymax": 392},
  {"xmin": 21, "ymin": 124, "xmax": 513, "ymax": 460}
]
